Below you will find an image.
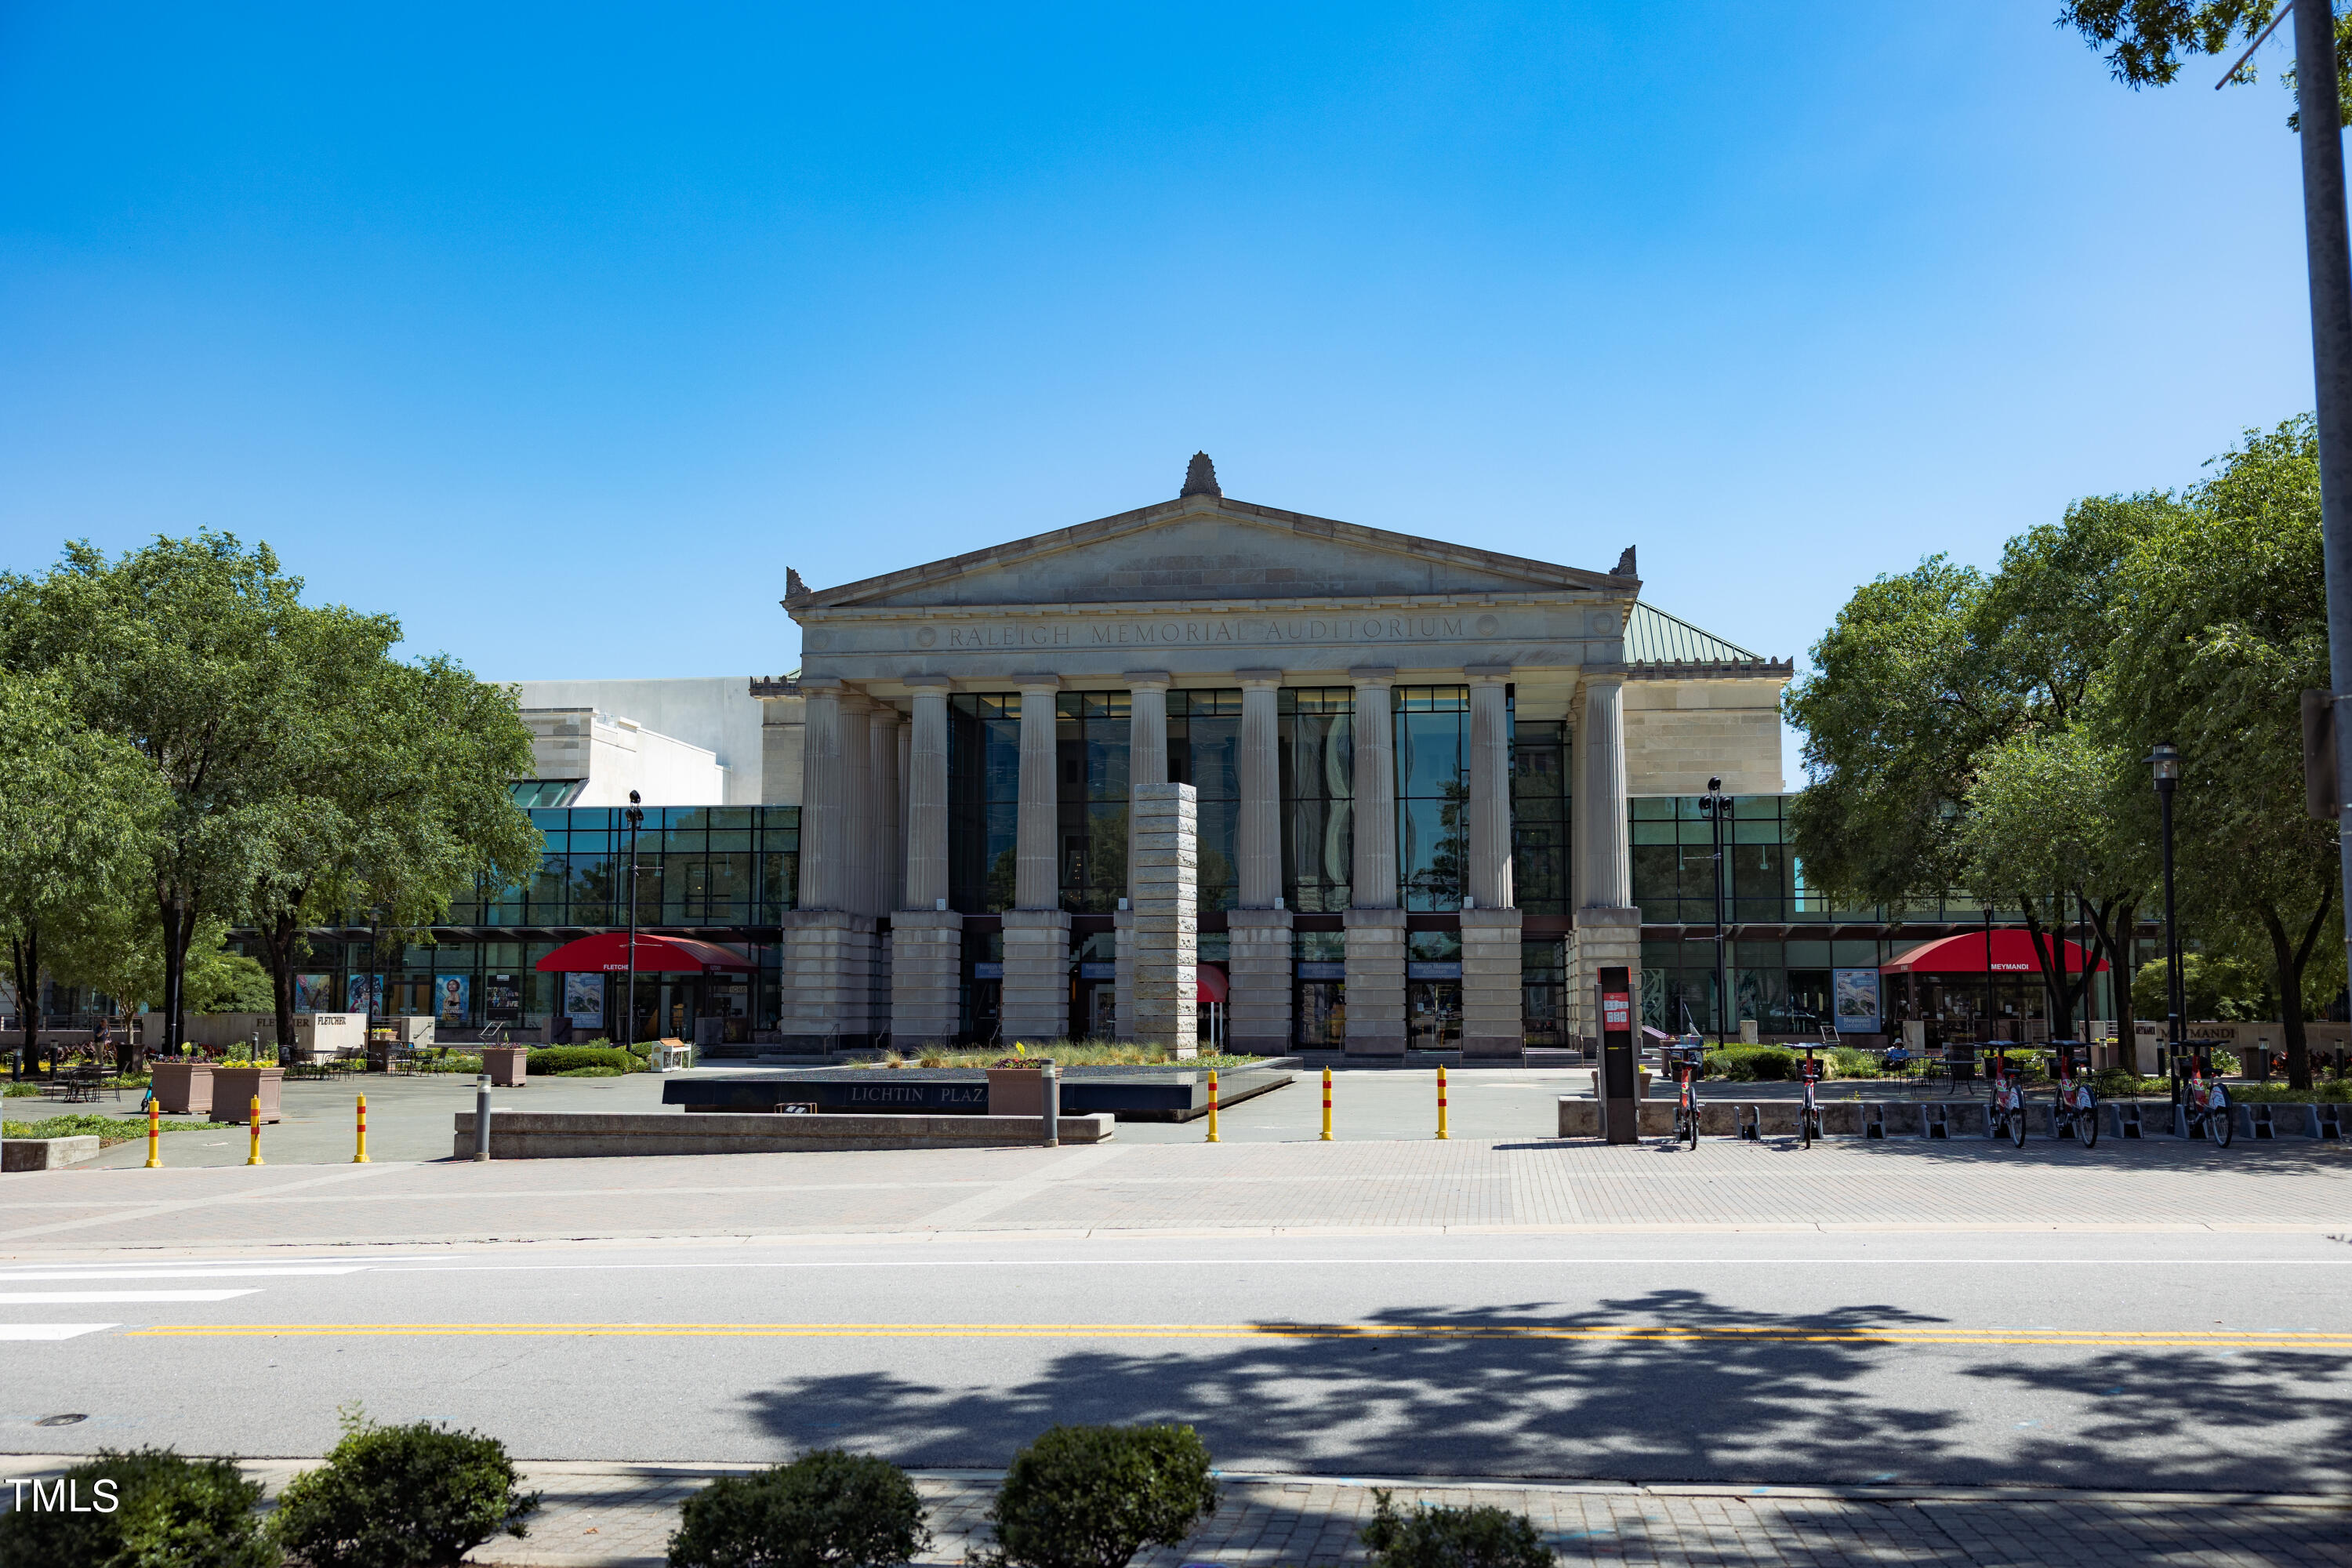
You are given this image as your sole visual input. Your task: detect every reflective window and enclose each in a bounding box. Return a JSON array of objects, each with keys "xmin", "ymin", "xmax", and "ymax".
[
  {"xmin": 1394, "ymin": 687, "xmax": 1468, "ymax": 911},
  {"xmin": 1279, "ymin": 688, "xmax": 1353, "ymax": 913},
  {"xmin": 949, "ymin": 694, "xmax": 1022, "ymax": 913},
  {"xmin": 1057, "ymin": 691, "xmax": 1131, "ymax": 913},
  {"xmin": 1168, "ymin": 691, "xmax": 1241, "ymax": 910}
]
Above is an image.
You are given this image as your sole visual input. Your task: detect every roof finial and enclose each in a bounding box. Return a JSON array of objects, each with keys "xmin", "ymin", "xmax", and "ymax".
[
  {"xmin": 1181, "ymin": 452, "xmax": 1220, "ymax": 498},
  {"xmin": 1611, "ymin": 546, "xmax": 1637, "ymax": 578},
  {"xmin": 786, "ymin": 567, "xmax": 810, "ymax": 603}
]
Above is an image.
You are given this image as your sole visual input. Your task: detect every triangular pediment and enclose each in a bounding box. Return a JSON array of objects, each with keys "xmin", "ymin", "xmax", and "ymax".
[{"xmin": 789, "ymin": 493, "xmax": 1632, "ymax": 613}]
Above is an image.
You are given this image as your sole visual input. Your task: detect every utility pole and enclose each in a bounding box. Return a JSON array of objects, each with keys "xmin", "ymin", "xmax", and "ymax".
[{"xmin": 2298, "ymin": 0, "xmax": 2352, "ymax": 1093}]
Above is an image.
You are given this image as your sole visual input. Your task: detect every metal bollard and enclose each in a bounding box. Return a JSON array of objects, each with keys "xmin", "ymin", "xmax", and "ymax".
[
  {"xmin": 1320, "ymin": 1066, "xmax": 1333, "ymax": 1142},
  {"xmin": 353, "ymin": 1094, "xmax": 370, "ymax": 1163},
  {"xmin": 1206, "ymin": 1069, "xmax": 1220, "ymax": 1143},
  {"xmin": 474, "ymin": 1074, "xmax": 492, "ymax": 1163},
  {"xmin": 1041, "ymin": 1061, "xmax": 1060, "ymax": 1148},
  {"xmin": 145, "ymin": 1099, "xmax": 162, "ymax": 1169},
  {"xmin": 245, "ymin": 1095, "xmax": 264, "ymax": 1167},
  {"xmin": 1436, "ymin": 1065, "xmax": 1449, "ymax": 1140}
]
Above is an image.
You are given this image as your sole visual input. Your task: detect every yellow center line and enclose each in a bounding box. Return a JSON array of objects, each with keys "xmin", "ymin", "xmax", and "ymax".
[{"xmin": 121, "ymin": 1321, "xmax": 2352, "ymax": 1347}]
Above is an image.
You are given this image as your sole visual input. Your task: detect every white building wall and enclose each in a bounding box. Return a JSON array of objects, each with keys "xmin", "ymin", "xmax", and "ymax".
[{"xmin": 512, "ymin": 677, "xmax": 767, "ymax": 805}]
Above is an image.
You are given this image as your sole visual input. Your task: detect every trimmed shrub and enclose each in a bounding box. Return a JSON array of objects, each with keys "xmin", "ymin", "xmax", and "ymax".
[
  {"xmin": 525, "ymin": 1045, "xmax": 637, "ymax": 1076},
  {"xmin": 976, "ymin": 1424, "xmax": 1218, "ymax": 1568},
  {"xmin": 666, "ymin": 1449, "xmax": 930, "ymax": 1568},
  {"xmin": 2231, "ymin": 1080, "xmax": 2352, "ymax": 1102},
  {"xmin": 0, "ymin": 1446, "xmax": 274, "ymax": 1568},
  {"xmin": 270, "ymin": 1409, "xmax": 540, "ymax": 1568},
  {"xmin": 1704, "ymin": 1046, "xmax": 1798, "ymax": 1081},
  {"xmin": 1360, "ymin": 1490, "xmax": 1552, "ymax": 1568}
]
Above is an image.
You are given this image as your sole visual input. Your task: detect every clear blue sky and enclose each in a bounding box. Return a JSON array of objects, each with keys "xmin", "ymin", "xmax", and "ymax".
[{"xmin": 0, "ymin": 2, "xmax": 2324, "ymax": 783}]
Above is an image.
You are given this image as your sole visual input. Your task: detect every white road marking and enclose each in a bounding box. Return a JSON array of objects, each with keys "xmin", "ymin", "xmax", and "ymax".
[
  {"xmin": 0, "ymin": 1323, "xmax": 118, "ymax": 1340},
  {"xmin": 0, "ymin": 1289, "xmax": 260, "ymax": 1304},
  {"xmin": 0, "ymin": 1267, "xmax": 366, "ymax": 1281}
]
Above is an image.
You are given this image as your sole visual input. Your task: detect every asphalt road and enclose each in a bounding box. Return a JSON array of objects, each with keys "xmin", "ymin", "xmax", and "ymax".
[{"xmin": 5, "ymin": 1229, "xmax": 2347, "ymax": 1493}]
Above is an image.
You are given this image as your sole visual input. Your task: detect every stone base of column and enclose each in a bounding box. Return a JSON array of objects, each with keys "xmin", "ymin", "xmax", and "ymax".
[
  {"xmin": 1112, "ymin": 908, "xmax": 1135, "ymax": 1041},
  {"xmin": 1001, "ymin": 909, "xmax": 1072, "ymax": 1044},
  {"xmin": 872, "ymin": 931, "xmax": 893, "ymax": 1044},
  {"xmin": 1461, "ymin": 907, "xmax": 1525, "ymax": 1060},
  {"xmin": 889, "ymin": 909, "xmax": 963, "ymax": 1048},
  {"xmin": 1228, "ymin": 909, "xmax": 1294, "ymax": 1054},
  {"xmin": 1570, "ymin": 906, "xmax": 1643, "ymax": 1050},
  {"xmin": 1343, "ymin": 908, "xmax": 1407, "ymax": 1056},
  {"xmin": 780, "ymin": 910, "xmax": 879, "ymax": 1050}
]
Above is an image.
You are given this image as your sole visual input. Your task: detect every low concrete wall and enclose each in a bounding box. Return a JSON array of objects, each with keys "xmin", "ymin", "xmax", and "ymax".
[
  {"xmin": 3, "ymin": 1135, "xmax": 103, "ymax": 1172},
  {"xmin": 452, "ymin": 1109, "xmax": 1116, "ymax": 1160}
]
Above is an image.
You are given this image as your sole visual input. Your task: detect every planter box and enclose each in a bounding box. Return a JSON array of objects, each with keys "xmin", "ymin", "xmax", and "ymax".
[
  {"xmin": 150, "ymin": 1061, "xmax": 214, "ymax": 1116},
  {"xmin": 209, "ymin": 1065, "xmax": 285, "ymax": 1124},
  {"xmin": 481, "ymin": 1045, "xmax": 529, "ymax": 1087},
  {"xmin": 454, "ymin": 1109, "xmax": 1113, "ymax": 1160},
  {"xmin": 985, "ymin": 1065, "xmax": 1047, "ymax": 1117}
]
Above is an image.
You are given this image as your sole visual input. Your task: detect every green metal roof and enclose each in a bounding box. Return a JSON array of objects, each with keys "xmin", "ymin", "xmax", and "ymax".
[{"xmin": 1624, "ymin": 603, "xmax": 1766, "ymax": 664}]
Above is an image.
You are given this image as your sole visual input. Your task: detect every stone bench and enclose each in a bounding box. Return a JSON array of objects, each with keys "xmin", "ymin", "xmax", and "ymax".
[
  {"xmin": 2, "ymin": 1135, "xmax": 103, "ymax": 1172},
  {"xmin": 452, "ymin": 1109, "xmax": 1115, "ymax": 1160}
]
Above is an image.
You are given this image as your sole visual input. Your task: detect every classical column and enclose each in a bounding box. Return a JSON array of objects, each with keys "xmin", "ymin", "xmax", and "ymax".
[
  {"xmin": 1003, "ymin": 675, "xmax": 1071, "ymax": 1040},
  {"xmin": 891, "ymin": 681, "xmax": 960, "ymax": 1048},
  {"xmin": 1344, "ymin": 666, "xmax": 1406, "ymax": 1055},
  {"xmin": 840, "ymin": 692, "xmax": 875, "ymax": 916},
  {"xmin": 1131, "ymin": 782, "xmax": 1200, "ymax": 1056},
  {"xmin": 796, "ymin": 681, "xmax": 848, "ymax": 912},
  {"xmin": 896, "ymin": 715, "xmax": 912, "ymax": 911},
  {"xmin": 1461, "ymin": 665, "xmax": 1523, "ymax": 1059},
  {"xmin": 782, "ymin": 678, "xmax": 876, "ymax": 1046},
  {"xmin": 1229, "ymin": 670, "xmax": 1293, "ymax": 1051},
  {"xmin": 1570, "ymin": 675, "xmax": 1639, "ymax": 1051},
  {"xmin": 869, "ymin": 706, "xmax": 902, "ymax": 919}
]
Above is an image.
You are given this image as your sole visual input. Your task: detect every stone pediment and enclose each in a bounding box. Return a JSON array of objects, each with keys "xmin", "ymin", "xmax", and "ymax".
[{"xmin": 787, "ymin": 492, "xmax": 1634, "ymax": 614}]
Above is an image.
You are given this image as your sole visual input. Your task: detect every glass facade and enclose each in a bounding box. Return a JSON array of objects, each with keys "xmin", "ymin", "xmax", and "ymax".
[
  {"xmin": 1167, "ymin": 689, "xmax": 1242, "ymax": 911},
  {"xmin": 948, "ymin": 693, "xmax": 1022, "ymax": 913},
  {"xmin": 453, "ymin": 806, "xmax": 798, "ymax": 928},
  {"xmin": 1279, "ymin": 688, "xmax": 1354, "ymax": 913},
  {"xmin": 1058, "ymin": 691, "xmax": 1131, "ymax": 913},
  {"xmin": 1396, "ymin": 686, "xmax": 1470, "ymax": 911},
  {"xmin": 1512, "ymin": 720, "xmax": 1570, "ymax": 916}
]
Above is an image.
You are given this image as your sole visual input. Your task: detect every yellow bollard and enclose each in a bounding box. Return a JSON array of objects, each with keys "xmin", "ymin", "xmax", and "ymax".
[
  {"xmin": 245, "ymin": 1094, "xmax": 264, "ymax": 1167},
  {"xmin": 1206, "ymin": 1069, "xmax": 1221, "ymax": 1143},
  {"xmin": 144, "ymin": 1100, "xmax": 162, "ymax": 1169},
  {"xmin": 1321, "ymin": 1066, "xmax": 1333, "ymax": 1141},
  {"xmin": 1436, "ymin": 1064, "xmax": 1450, "ymax": 1140},
  {"xmin": 353, "ymin": 1094, "xmax": 370, "ymax": 1163}
]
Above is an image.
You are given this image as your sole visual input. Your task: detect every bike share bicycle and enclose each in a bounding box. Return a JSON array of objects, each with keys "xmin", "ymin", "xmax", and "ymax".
[
  {"xmin": 2049, "ymin": 1039, "xmax": 2097, "ymax": 1147},
  {"xmin": 2172, "ymin": 1040, "xmax": 2234, "ymax": 1147},
  {"xmin": 1987, "ymin": 1045, "xmax": 2029, "ymax": 1148},
  {"xmin": 1798, "ymin": 1044, "xmax": 1824, "ymax": 1148},
  {"xmin": 1667, "ymin": 1036, "xmax": 1706, "ymax": 1149}
]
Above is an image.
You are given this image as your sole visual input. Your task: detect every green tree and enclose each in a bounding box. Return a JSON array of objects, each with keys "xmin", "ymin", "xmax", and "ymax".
[
  {"xmin": 0, "ymin": 670, "xmax": 162, "ymax": 1073},
  {"xmin": 2101, "ymin": 418, "xmax": 2342, "ymax": 1086},
  {"xmin": 2060, "ymin": 2, "xmax": 2352, "ymax": 126}
]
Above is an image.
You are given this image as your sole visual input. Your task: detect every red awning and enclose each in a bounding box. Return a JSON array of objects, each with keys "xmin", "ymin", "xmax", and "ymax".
[
  {"xmin": 1882, "ymin": 930, "xmax": 2107, "ymax": 975},
  {"xmin": 1198, "ymin": 964, "xmax": 1229, "ymax": 1004},
  {"xmin": 534, "ymin": 933, "xmax": 757, "ymax": 974}
]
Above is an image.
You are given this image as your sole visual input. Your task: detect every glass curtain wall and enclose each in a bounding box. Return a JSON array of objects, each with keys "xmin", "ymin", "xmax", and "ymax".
[
  {"xmin": 1512, "ymin": 720, "xmax": 1570, "ymax": 915},
  {"xmin": 455, "ymin": 807, "xmax": 797, "ymax": 929},
  {"xmin": 949, "ymin": 694, "xmax": 1022, "ymax": 913},
  {"xmin": 1396, "ymin": 686, "xmax": 1469, "ymax": 910},
  {"xmin": 1279, "ymin": 688, "xmax": 1353, "ymax": 912},
  {"xmin": 1056, "ymin": 691, "xmax": 1131, "ymax": 913},
  {"xmin": 1167, "ymin": 690, "xmax": 1241, "ymax": 910}
]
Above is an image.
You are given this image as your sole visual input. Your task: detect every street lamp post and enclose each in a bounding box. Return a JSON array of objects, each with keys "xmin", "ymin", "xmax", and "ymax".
[
  {"xmin": 623, "ymin": 790, "xmax": 644, "ymax": 1050},
  {"xmin": 1699, "ymin": 777, "xmax": 1731, "ymax": 1046},
  {"xmin": 2149, "ymin": 744, "xmax": 2183, "ymax": 1051}
]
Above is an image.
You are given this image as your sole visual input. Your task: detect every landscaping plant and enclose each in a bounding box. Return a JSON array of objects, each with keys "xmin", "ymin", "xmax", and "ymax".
[
  {"xmin": 1359, "ymin": 1489, "xmax": 1553, "ymax": 1568},
  {"xmin": 665, "ymin": 1449, "xmax": 931, "ymax": 1568},
  {"xmin": 0, "ymin": 1446, "xmax": 274, "ymax": 1568},
  {"xmin": 269, "ymin": 1406, "xmax": 540, "ymax": 1568},
  {"xmin": 524, "ymin": 1044, "xmax": 638, "ymax": 1076},
  {"xmin": 976, "ymin": 1424, "xmax": 1218, "ymax": 1568}
]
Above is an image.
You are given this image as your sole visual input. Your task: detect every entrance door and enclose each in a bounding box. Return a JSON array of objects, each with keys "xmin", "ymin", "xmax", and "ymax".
[
  {"xmin": 1408, "ymin": 982, "xmax": 1461, "ymax": 1050},
  {"xmin": 1296, "ymin": 981, "xmax": 1345, "ymax": 1047}
]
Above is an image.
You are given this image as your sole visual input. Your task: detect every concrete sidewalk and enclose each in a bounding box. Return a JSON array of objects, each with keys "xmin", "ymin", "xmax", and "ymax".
[
  {"xmin": 3, "ymin": 1457, "xmax": 2342, "ymax": 1566},
  {"xmin": 4, "ymin": 1134, "xmax": 2347, "ymax": 1255}
]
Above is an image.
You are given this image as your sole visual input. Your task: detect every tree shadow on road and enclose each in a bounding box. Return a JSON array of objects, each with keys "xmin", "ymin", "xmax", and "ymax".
[{"xmin": 739, "ymin": 1284, "xmax": 2351, "ymax": 1488}]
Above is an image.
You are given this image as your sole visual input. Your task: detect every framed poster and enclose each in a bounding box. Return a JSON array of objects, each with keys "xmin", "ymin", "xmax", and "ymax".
[
  {"xmin": 436, "ymin": 974, "xmax": 470, "ymax": 1023},
  {"xmin": 563, "ymin": 972, "xmax": 604, "ymax": 1028},
  {"xmin": 293, "ymin": 973, "xmax": 333, "ymax": 1014},
  {"xmin": 485, "ymin": 973, "xmax": 522, "ymax": 1022},
  {"xmin": 345, "ymin": 973, "xmax": 383, "ymax": 1015},
  {"xmin": 1831, "ymin": 968, "xmax": 1882, "ymax": 1034}
]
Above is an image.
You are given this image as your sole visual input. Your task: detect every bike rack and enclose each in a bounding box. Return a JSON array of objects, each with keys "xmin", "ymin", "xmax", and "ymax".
[
  {"xmin": 2319, "ymin": 1105, "xmax": 2344, "ymax": 1141},
  {"xmin": 1738, "ymin": 1104, "xmax": 1761, "ymax": 1142},
  {"xmin": 2118, "ymin": 1103, "xmax": 2143, "ymax": 1138},
  {"xmin": 1864, "ymin": 1103, "xmax": 1886, "ymax": 1139},
  {"xmin": 2252, "ymin": 1105, "xmax": 2276, "ymax": 1141},
  {"xmin": 1924, "ymin": 1103, "xmax": 1949, "ymax": 1140}
]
